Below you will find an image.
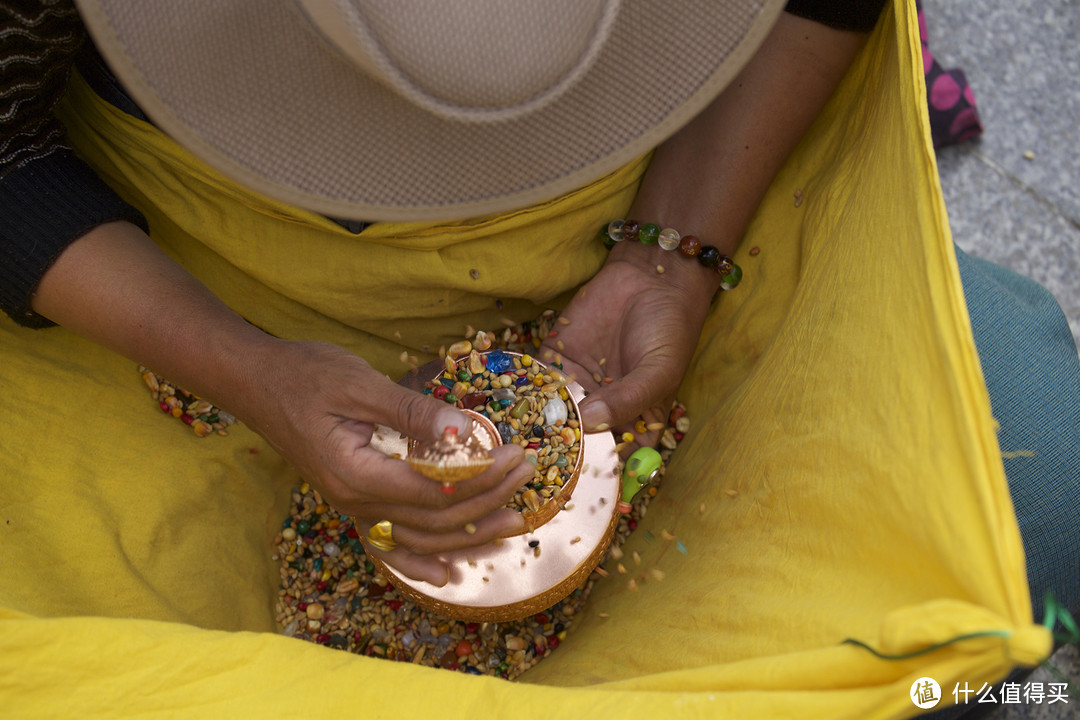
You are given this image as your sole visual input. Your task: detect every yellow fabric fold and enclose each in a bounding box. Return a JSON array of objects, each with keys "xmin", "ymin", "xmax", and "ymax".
[{"xmin": 0, "ymin": 2, "xmax": 1044, "ymax": 718}]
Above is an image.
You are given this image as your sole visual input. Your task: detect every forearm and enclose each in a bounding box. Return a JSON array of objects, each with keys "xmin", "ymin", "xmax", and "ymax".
[
  {"xmin": 616, "ymin": 13, "xmax": 867, "ymax": 298},
  {"xmin": 30, "ymin": 220, "xmax": 278, "ymax": 417}
]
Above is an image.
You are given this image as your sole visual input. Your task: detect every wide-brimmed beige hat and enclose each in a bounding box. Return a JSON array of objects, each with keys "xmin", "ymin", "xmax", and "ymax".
[{"xmin": 76, "ymin": 0, "xmax": 785, "ymax": 222}]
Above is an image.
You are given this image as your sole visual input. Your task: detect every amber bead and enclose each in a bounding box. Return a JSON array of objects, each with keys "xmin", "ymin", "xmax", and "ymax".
[{"xmin": 678, "ymin": 235, "xmax": 702, "ymax": 257}]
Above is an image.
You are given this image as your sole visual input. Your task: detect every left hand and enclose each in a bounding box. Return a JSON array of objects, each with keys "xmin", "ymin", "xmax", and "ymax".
[{"xmin": 539, "ymin": 240, "xmax": 716, "ymax": 448}]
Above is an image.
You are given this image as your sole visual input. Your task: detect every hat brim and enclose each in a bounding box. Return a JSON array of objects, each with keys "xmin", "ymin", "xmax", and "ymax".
[{"xmin": 76, "ymin": 0, "xmax": 786, "ymax": 222}]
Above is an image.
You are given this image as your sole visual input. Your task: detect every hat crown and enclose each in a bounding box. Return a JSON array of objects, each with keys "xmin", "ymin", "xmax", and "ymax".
[{"xmin": 296, "ymin": 0, "xmax": 620, "ymax": 121}]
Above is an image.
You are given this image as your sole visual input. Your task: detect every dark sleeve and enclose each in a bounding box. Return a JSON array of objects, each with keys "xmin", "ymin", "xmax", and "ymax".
[
  {"xmin": 784, "ymin": 0, "xmax": 889, "ymax": 32},
  {"xmin": 0, "ymin": 0, "xmax": 148, "ymax": 329}
]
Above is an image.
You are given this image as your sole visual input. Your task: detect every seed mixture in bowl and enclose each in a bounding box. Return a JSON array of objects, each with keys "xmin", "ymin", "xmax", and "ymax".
[
  {"xmin": 422, "ymin": 346, "xmax": 581, "ymax": 529},
  {"xmin": 273, "ymin": 312, "xmax": 692, "ymax": 678}
]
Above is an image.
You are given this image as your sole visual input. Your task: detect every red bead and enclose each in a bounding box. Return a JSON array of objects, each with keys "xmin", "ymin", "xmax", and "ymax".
[
  {"xmin": 547, "ymin": 635, "xmax": 560, "ymax": 650},
  {"xmin": 180, "ymin": 413, "xmax": 194, "ymax": 425},
  {"xmin": 346, "ymin": 528, "xmax": 359, "ymax": 539},
  {"xmin": 439, "ymin": 650, "xmax": 459, "ymax": 669},
  {"xmin": 159, "ymin": 401, "xmax": 171, "ymax": 413},
  {"xmin": 547, "ymin": 329, "xmax": 558, "ymax": 338},
  {"xmin": 387, "ymin": 600, "xmax": 403, "ymax": 611},
  {"xmin": 353, "ymin": 631, "xmax": 363, "ymax": 642},
  {"xmin": 678, "ymin": 235, "xmax": 702, "ymax": 257},
  {"xmin": 455, "ymin": 639, "xmax": 474, "ymax": 657},
  {"xmin": 432, "ymin": 385, "xmax": 449, "ymax": 400},
  {"xmin": 628, "ymin": 519, "xmax": 638, "ymax": 530},
  {"xmin": 534, "ymin": 613, "xmax": 549, "ymax": 624},
  {"xmin": 316, "ymin": 581, "xmax": 329, "ymax": 591},
  {"xmin": 534, "ymin": 643, "xmax": 547, "ymax": 656},
  {"xmin": 461, "ymin": 392, "xmax": 487, "ymax": 410},
  {"xmin": 466, "ymin": 622, "xmax": 480, "ymax": 635},
  {"xmin": 297, "ymin": 602, "xmax": 308, "ymax": 611}
]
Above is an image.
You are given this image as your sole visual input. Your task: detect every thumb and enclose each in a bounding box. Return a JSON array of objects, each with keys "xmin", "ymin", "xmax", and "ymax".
[
  {"xmin": 378, "ymin": 379, "xmax": 471, "ymax": 444},
  {"xmin": 578, "ymin": 363, "xmax": 668, "ymax": 432}
]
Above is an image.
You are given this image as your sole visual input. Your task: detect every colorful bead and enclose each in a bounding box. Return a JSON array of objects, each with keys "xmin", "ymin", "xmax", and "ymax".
[
  {"xmin": 658, "ymin": 227, "xmax": 681, "ymax": 250},
  {"xmin": 719, "ymin": 263, "xmax": 743, "ymax": 290},
  {"xmin": 603, "ymin": 220, "xmax": 745, "ymax": 293},
  {"xmin": 698, "ymin": 246, "xmax": 721, "ymax": 268},
  {"xmin": 678, "ymin": 235, "xmax": 702, "ymax": 257},
  {"xmin": 638, "ymin": 223, "xmax": 660, "ymax": 245},
  {"xmin": 485, "ymin": 349, "xmax": 513, "ymax": 373}
]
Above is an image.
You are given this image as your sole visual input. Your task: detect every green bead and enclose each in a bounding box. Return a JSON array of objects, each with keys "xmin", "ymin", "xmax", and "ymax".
[
  {"xmin": 444, "ymin": 394, "xmax": 458, "ymax": 403},
  {"xmin": 510, "ymin": 398, "xmax": 529, "ymax": 419},
  {"xmin": 638, "ymin": 223, "xmax": 660, "ymax": 244},
  {"xmin": 720, "ymin": 263, "xmax": 743, "ymax": 291},
  {"xmin": 297, "ymin": 520, "xmax": 310, "ymax": 534},
  {"xmin": 457, "ymin": 369, "xmax": 471, "ymax": 381}
]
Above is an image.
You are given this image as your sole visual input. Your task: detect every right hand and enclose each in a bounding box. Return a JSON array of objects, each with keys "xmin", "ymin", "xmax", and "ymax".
[{"xmin": 238, "ymin": 339, "xmax": 532, "ymax": 586}]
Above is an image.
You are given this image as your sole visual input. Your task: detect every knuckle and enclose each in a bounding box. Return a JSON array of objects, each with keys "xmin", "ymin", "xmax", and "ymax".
[{"xmin": 391, "ymin": 391, "xmax": 438, "ymax": 436}]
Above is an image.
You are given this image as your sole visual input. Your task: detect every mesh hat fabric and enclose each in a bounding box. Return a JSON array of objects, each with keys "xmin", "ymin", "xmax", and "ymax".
[{"xmin": 74, "ymin": 0, "xmax": 786, "ymax": 221}]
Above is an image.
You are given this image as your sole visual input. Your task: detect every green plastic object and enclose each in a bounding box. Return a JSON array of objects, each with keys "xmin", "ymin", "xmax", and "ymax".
[{"xmin": 619, "ymin": 447, "xmax": 662, "ymax": 509}]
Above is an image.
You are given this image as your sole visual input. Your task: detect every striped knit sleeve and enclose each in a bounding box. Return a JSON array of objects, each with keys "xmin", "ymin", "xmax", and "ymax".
[{"xmin": 0, "ymin": 0, "xmax": 147, "ymax": 328}]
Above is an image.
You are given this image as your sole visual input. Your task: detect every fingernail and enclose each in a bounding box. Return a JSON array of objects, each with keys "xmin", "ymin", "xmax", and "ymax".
[
  {"xmin": 435, "ymin": 407, "xmax": 470, "ymax": 438},
  {"xmin": 579, "ymin": 399, "xmax": 612, "ymax": 433},
  {"xmin": 428, "ymin": 565, "xmax": 450, "ymax": 588}
]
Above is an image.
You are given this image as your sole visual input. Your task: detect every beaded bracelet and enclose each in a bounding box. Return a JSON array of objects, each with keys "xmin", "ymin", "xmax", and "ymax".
[{"xmin": 602, "ymin": 219, "xmax": 743, "ymax": 290}]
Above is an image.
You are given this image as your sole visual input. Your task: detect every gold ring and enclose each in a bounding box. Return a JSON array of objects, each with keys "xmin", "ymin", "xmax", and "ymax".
[{"xmin": 367, "ymin": 520, "xmax": 396, "ymax": 552}]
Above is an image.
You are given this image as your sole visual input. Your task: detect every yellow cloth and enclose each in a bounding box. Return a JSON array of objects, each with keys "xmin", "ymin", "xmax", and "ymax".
[{"xmin": 0, "ymin": 2, "xmax": 1049, "ymax": 718}]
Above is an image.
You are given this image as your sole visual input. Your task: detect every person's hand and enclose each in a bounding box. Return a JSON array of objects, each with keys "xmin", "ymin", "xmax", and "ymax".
[
  {"xmin": 236, "ymin": 339, "xmax": 532, "ymax": 586},
  {"xmin": 539, "ymin": 241, "xmax": 717, "ymax": 450}
]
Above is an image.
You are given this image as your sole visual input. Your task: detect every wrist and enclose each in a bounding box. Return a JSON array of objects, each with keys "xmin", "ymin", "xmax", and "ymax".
[{"xmin": 601, "ymin": 218, "xmax": 742, "ymax": 303}]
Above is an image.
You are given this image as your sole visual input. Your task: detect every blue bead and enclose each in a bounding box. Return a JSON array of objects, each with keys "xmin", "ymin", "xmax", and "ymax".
[{"xmin": 485, "ymin": 349, "xmax": 513, "ymax": 373}]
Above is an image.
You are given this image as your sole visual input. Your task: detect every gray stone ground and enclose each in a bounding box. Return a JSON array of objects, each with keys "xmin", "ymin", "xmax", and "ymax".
[{"xmin": 918, "ymin": 0, "xmax": 1079, "ymax": 718}]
